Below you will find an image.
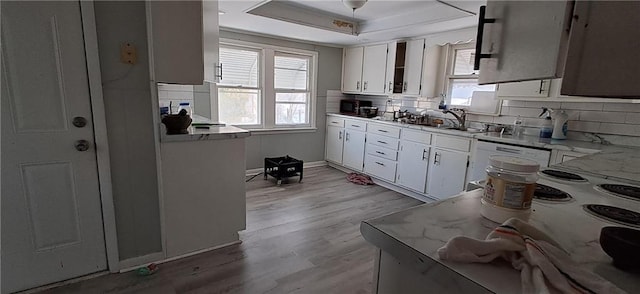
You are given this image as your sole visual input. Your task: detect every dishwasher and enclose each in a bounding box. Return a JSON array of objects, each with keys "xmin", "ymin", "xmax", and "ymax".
[{"xmin": 468, "ymin": 140, "xmax": 551, "ymax": 183}]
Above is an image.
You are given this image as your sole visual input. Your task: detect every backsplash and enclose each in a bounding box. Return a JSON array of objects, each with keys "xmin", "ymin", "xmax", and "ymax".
[
  {"xmin": 346, "ymin": 95, "xmax": 640, "ymax": 147},
  {"xmin": 157, "ymin": 83, "xmax": 210, "ymax": 114}
]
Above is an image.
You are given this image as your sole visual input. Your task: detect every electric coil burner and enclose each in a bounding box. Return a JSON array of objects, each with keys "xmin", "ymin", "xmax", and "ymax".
[
  {"xmin": 539, "ymin": 169, "xmax": 587, "ymax": 182},
  {"xmin": 534, "ymin": 183, "xmax": 572, "ymax": 202},
  {"xmin": 584, "ymin": 204, "xmax": 640, "ymax": 228},
  {"xmin": 596, "ymin": 184, "xmax": 640, "ymax": 201}
]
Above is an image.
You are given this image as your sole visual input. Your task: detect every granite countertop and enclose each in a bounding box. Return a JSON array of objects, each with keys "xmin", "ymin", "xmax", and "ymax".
[
  {"xmin": 160, "ymin": 115, "xmax": 250, "ymax": 143},
  {"xmin": 361, "ymin": 190, "xmax": 640, "ymax": 293},
  {"xmin": 555, "ymin": 149, "xmax": 640, "ymax": 184}
]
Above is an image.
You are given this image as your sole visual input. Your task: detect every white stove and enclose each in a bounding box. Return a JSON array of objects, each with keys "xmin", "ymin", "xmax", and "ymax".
[{"xmin": 468, "ymin": 169, "xmax": 640, "ymax": 229}]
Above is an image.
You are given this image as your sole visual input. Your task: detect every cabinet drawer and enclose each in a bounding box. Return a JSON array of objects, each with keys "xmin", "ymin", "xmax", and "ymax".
[
  {"xmin": 368, "ymin": 133, "xmax": 400, "ymax": 150},
  {"xmin": 368, "ymin": 124, "xmax": 401, "ymax": 138},
  {"xmin": 364, "ymin": 155, "xmax": 397, "ymax": 182},
  {"xmin": 327, "ymin": 116, "xmax": 345, "ymax": 127},
  {"xmin": 402, "ymin": 129, "xmax": 432, "ymax": 144},
  {"xmin": 366, "ymin": 144, "xmax": 398, "ymax": 161},
  {"xmin": 434, "ymin": 135, "xmax": 471, "ymax": 152},
  {"xmin": 345, "ymin": 119, "xmax": 367, "ymax": 131}
]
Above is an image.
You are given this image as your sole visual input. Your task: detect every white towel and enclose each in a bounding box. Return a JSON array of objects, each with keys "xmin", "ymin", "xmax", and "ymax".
[{"xmin": 437, "ymin": 218, "xmax": 626, "ymax": 294}]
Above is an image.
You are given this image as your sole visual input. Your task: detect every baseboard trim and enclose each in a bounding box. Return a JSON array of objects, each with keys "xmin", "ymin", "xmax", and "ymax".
[
  {"xmin": 119, "ymin": 240, "xmax": 242, "ymax": 273},
  {"xmin": 246, "ymin": 160, "xmax": 327, "ymax": 176},
  {"xmin": 326, "ymin": 163, "xmax": 435, "ymax": 204},
  {"xmin": 118, "ymin": 252, "xmax": 165, "ymax": 272}
]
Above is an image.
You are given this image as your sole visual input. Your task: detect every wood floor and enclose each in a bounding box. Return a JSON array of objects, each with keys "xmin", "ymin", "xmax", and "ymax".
[{"xmin": 41, "ymin": 166, "xmax": 423, "ymax": 294}]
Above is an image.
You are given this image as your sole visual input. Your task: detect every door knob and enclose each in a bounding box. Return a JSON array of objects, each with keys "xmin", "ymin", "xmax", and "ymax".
[
  {"xmin": 72, "ymin": 116, "xmax": 87, "ymax": 128},
  {"xmin": 75, "ymin": 140, "xmax": 90, "ymax": 151}
]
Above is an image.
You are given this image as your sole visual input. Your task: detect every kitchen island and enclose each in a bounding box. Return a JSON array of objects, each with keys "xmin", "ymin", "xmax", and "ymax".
[
  {"xmin": 360, "ymin": 189, "xmax": 640, "ymax": 293},
  {"xmin": 160, "ymin": 124, "xmax": 250, "ymax": 259}
]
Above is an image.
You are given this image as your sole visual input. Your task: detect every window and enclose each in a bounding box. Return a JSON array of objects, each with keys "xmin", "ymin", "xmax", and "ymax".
[
  {"xmin": 216, "ymin": 41, "xmax": 317, "ymax": 131},
  {"xmin": 445, "ymin": 43, "xmax": 496, "ymax": 107},
  {"xmin": 217, "ymin": 46, "xmax": 261, "ymax": 126}
]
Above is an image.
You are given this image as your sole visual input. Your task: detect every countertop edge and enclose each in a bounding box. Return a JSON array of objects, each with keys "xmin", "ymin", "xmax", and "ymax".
[{"xmin": 160, "ymin": 126, "xmax": 251, "ymax": 143}]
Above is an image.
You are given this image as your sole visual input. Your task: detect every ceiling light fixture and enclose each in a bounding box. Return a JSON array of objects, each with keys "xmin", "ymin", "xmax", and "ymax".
[{"xmin": 342, "ymin": 0, "xmax": 368, "ymax": 11}]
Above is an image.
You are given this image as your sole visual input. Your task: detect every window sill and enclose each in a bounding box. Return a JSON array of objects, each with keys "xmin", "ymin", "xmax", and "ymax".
[{"xmin": 242, "ymin": 127, "xmax": 318, "ymax": 135}]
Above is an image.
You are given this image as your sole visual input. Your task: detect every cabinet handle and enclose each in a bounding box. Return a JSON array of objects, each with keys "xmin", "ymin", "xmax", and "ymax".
[
  {"xmin": 351, "ymin": 124, "xmax": 360, "ymax": 128},
  {"xmin": 346, "ymin": 132, "xmax": 350, "ymax": 141},
  {"xmin": 356, "ymin": 81, "xmax": 360, "ymax": 90},
  {"xmin": 422, "ymin": 149, "xmax": 427, "ymax": 160},
  {"xmin": 403, "ymin": 82, "xmax": 407, "ymax": 92},
  {"xmin": 473, "ymin": 6, "xmax": 495, "ymax": 70},
  {"xmin": 434, "ymin": 152, "xmax": 441, "ymax": 165},
  {"xmin": 388, "ymin": 82, "xmax": 393, "ymax": 92},
  {"xmin": 363, "ymin": 81, "xmax": 368, "ymax": 90},
  {"xmin": 538, "ymin": 80, "xmax": 546, "ymax": 94},
  {"xmin": 375, "ymin": 161, "xmax": 385, "ymax": 166},
  {"xmin": 339, "ymin": 131, "xmax": 343, "ymax": 140},
  {"xmin": 332, "ymin": 121, "xmax": 340, "ymax": 124},
  {"xmin": 215, "ymin": 63, "xmax": 223, "ymax": 81},
  {"xmin": 377, "ymin": 140, "xmax": 387, "ymax": 144},
  {"xmin": 376, "ymin": 151, "xmax": 386, "ymax": 155},
  {"xmin": 378, "ymin": 129, "xmax": 388, "ymax": 133}
]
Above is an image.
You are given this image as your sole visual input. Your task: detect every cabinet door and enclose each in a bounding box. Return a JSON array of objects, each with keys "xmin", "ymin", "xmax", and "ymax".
[
  {"xmin": 362, "ymin": 44, "xmax": 388, "ymax": 94},
  {"xmin": 561, "ymin": 1, "xmax": 640, "ymax": 98},
  {"xmin": 497, "ymin": 80, "xmax": 551, "ymax": 97},
  {"xmin": 203, "ymin": 0, "xmax": 220, "ymax": 83},
  {"xmin": 402, "ymin": 39, "xmax": 425, "ymax": 95},
  {"xmin": 343, "ymin": 130, "xmax": 366, "ymax": 171},
  {"xmin": 385, "ymin": 41, "xmax": 397, "ymax": 94},
  {"xmin": 427, "ymin": 149, "xmax": 468, "ymax": 200},
  {"xmin": 419, "ymin": 45, "xmax": 442, "ymax": 98},
  {"xmin": 478, "ymin": 1, "xmax": 572, "ymax": 84},
  {"xmin": 396, "ymin": 142, "xmax": 430, "ymax": 193},
  {"xmin": 326, "ymin": 126, "xmax": 344, "ymax": 164},
  {"xmin": 148, "ymin": 0, "xmax": 204, "ymax": 84},
  {"xmin": 342, "ymin": 47, "xmax": 364, "ymax": 93}
]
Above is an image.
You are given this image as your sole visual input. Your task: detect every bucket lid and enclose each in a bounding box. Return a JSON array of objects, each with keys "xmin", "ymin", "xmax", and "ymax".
[{"xmin": 489, "ymin": 155, "xmax": 540, "ymax": 172}]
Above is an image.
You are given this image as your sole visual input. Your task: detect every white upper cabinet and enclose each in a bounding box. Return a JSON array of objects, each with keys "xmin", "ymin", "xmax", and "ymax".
[
  {"xmin": 419, "ymin": 45, "xmax": 442, "ymax": 98},
  {"xmin": 477, "ymin": 1, "xmax": 640, "ymax": 98},
  {"xmin": 148, "ymin": 0, "xmax": 205, "ymax": 84},
  {"xmin": 342, "ymin": 47, "xmax": 364, "ymax": 93},
  {"xmin": 560, "ymin": 1, "xmax": 640, "ymax": 98},
  {"xmin": 497, "ymin": 80, "xmax": 551, "ymax": 98},
  {"xmin": 384, "ymin": 41, "xmax": 397, "ymax": 94},
  {"xmin": 203, "ymin": 0, "xmax": 220, "ymax": 83},
  {"xmin": 361, "ymin": 44, "xmax": 388, "ymax": 94},
  {"xmin": 402, "ymin": 39, "xmax": 425, "ymax": 95},
  {"xmin": 342, "ymin": 45, "xmax": 388, "ymax": 94}
]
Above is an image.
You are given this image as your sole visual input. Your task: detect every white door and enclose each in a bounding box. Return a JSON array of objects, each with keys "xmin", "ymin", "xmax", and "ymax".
[
  {"xmin": 427, "ymin": 149, "xmax": 468, "ymax": 200},
  {"xmin": 342, "ymin": 130, "xmax": 366, "ymax": 171},
  {"xmin": 361, "ymin": 44, "xmax": 387, "ymax": 94},
  {"xmin": 342, "ymin": 47, "xmax": 364, "ymax": 93},
  {"xmin": 1, "ymin": 2, "xmax": 107, "ymax": 292},
  {"xmin": 384, "ymin": 41, "xmax": 397, "ymax": 94},
  {"xmin": 396, "ymin": 142, "xmax": 429, "ymax": 193},
  {"xmin": 325, "ymin": 126, "xmax": 344, "ymax": 164},
  {"xmin": 402, "ymin": 39, "xmax": 424, "ymax": 95}
]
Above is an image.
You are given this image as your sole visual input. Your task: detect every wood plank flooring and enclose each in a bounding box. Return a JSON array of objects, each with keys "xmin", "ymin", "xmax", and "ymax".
[{"xmin": 40, "ymin": 166, "xmax": 423, "ymax": 294}]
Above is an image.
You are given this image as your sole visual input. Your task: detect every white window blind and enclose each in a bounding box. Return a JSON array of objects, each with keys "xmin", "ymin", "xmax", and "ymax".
[
  {"xmin": 219, "ymin": 47, "xmax": 259, "ymax": 88},
  {"xmin": 218, "ymin": 46, "xmax": 261, "ymax": 126}
]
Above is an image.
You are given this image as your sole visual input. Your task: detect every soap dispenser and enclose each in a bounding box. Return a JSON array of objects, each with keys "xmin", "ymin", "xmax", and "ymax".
[
  {"xmin": 539, "ymin": 108, "xmax": 553, "ymax": 138},
  {"xmin": 552, "ymin": 110, "xmax": 569, "ymax": 140}
]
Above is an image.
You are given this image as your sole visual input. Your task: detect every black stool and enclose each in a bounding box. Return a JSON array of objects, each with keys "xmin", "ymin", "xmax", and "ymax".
[{"xmin": 264, "ymin": 155, "xmax": 303, "ymax": 186}]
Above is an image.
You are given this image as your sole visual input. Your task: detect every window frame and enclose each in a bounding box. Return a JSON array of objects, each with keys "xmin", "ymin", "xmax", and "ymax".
[
  {"xmin": 216, "ymin": 44, "xmax": 263, "ymax": 128},
  {"xmin": 443, "ymin": 43, "xmax": 498, "ymax": 112},
  {"xmin": 213, "ymin": 39, "xmax": 318, "ymax": 132}
]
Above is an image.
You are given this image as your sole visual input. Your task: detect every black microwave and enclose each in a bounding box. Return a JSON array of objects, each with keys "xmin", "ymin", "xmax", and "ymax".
[{"xmin": 340, "ymin": 99, "xmax": 372, "ymax": 115}]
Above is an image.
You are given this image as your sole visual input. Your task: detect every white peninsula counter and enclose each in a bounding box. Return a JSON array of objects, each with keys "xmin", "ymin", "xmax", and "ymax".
[{"xmin": 160, "ymin": 124, "xmax": 250, "ymax": 259}]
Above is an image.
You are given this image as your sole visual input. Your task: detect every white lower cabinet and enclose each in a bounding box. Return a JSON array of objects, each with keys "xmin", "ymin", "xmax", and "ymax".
[
  {"xmin": 396, "ymin": 141, "xmax": 430, "ymax": 193},
  {"xmin": 343, "ymin": 129, "xmax": 366, "ymax": 171},
  {"xmin": 427, "ymin": 148, "xmax": 469, "ymax": 200},
  {"xmin": 325, "ymin": 125, "xmax": 344, "ymax": 164},
  {"xmin": 364, "ymin": 154, "xmax": 397, "ymax": 182}
]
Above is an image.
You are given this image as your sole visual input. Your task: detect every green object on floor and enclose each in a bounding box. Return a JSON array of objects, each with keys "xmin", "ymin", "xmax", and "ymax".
[{"xmin": 136, "ymin": 263, "xmax": 159, "ymax": 276}]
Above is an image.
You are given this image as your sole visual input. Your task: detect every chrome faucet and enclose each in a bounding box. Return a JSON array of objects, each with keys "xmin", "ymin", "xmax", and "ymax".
[{"xmin": 442, "ymin": 108, "xmax": 467, "ymax": 131}]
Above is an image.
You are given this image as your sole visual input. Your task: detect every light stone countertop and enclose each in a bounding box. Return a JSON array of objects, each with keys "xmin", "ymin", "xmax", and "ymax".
[
  {"xmin": 554, "ymin": 149, "xmax": 640, "ymax": 184},
  {"xmin": 361, "ymin": 190, "xmax": 640, "ymax": 293},
  {"xmin": 160, "ymin": 114, "xmax": 250, "ymax": 143}
]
